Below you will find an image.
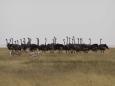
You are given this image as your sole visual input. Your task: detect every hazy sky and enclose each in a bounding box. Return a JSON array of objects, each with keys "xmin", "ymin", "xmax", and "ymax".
[{"xmin": 0, "ymin": 0, "xmax": 115, "ymax": 47}]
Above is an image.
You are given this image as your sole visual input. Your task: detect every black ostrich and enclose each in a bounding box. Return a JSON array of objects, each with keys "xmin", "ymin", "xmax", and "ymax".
[
  {"xmin": 6, "ymin": 38, "xmax": 15, "ymax": 55},
  {"xmin": 72, "ymin": 38, "xmax": 80, "ymax": 53},
  {"xmin": 71, "ymin": 37, "xmax": 80, "ymax": 54},
  {"xmin": 65, "ymin": 36, "xmax": 70, "ymax": 53},
  {"xmin": 6, "ymin": 38, "xmax": 13, "ymax": 51},
  {"xmin": 70, "ymin": 36, "xmax": 76, "ymax": 54},
  {"xmin": 14, "ymin": 40, "xmax": 21, "ymax": 55},
  {"xmin": 54, "ymin": 37, "xmax": 64, "ymax": 53},
  {"xmin": 39, "ymin": 37, "xmax": 47, "ymax": 53},
  {"xmin": 26, "ymin": 38, "xmax": 38, "ymax": 56},
  {"xmin": 27, "ymin": 38, "xmax": 38, "ymax": 52},
  {"xmin": 20, "ymin": 38, "xmax": 28, "ymax": 52},
  {"xmin": 98, "ymin": 38, "xmax": 109, "ymax": 53}
]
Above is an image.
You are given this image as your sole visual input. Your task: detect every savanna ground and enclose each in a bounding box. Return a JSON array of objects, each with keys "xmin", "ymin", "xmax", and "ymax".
[{"xmin": 0, "ymin": 48, "xmax": 115, "ymax": 86}]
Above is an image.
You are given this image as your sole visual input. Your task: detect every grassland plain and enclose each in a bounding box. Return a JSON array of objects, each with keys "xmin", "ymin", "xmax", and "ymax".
[{"xmin": 0, "ymin": 48, "xmax": 115, "ymax": 86}]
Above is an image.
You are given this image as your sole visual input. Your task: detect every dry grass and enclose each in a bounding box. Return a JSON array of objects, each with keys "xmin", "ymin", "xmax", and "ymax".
[{"xmin": 0, "ymin": 48, "xmax": 115, "ymax": 86}]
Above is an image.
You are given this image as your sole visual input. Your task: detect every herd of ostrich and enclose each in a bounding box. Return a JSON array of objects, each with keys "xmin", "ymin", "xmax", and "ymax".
[{"xmin": 6, "ymin": 36, "xmax": 109, "ymax": 56}]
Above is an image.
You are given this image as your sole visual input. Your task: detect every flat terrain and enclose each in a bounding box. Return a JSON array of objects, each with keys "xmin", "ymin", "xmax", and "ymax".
[{"xmin": 0, "ymin": 48, "xmax": 115, "ymax": 86}]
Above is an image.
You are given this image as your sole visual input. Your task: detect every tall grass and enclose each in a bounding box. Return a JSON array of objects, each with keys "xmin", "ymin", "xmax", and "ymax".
[{"xmin": 0, "ymin": 48, "xmax": 115, "ymax": 86}]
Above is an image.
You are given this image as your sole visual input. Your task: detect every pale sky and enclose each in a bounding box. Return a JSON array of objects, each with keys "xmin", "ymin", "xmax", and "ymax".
[{"xmin": 0, "ymin": 0, "xmax": 115, "ymax": 47}]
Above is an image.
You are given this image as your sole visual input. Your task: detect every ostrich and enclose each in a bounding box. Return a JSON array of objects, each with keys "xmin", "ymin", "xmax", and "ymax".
[
  {"xmin": 88, "ymin": 38, "xmax": 99, "ymax": 52},
  {"xmin": 65, "ymin": 37, "xmax": 73, "ymax": 54},
  {"xmin": 73, "ymin": 38, "xmax": 81, "ymax": 53},
  {"xmin": 88, "ymin": 38, "xmax": 98, "ymax": 52},
  {"xmin": 82, "ymin": 38, "xmax": 92, "ymax": 53},
  {"xmin": 53, "ymin": 36, "xmax": 64, "ymax": 54},
  {"xmin": 20, "ymin": 38, "xmax": 28, "ymax": 52},
  {"xmin": 79, "ymin": 38, "xmax": 88, "ymax": 53},
  {"xmin": 98, "ymin": 38, "xmax": 109, "ymax": 53},
  {"xmin": 8, "ymin": 38, "xmax": 17, "ymax": 56},
  {"xmin": 6, "ymin": 38, "xmax": 14, "ymax": 55},
  {"xmin": 67, "ymin": 36, "xmax": 75, "ymax": 54},
  {"xmin": 28, "ymin": 38, "xmax": 37, "ymax": 51},
  {"xmin": 39, "ymin": 37, "xmax": 47, "ymax": 53},
  {"xmin": 72, "ymin": 36, "xmax": 81, "ymax": 54},
  {"xmin": 15, "ymin": 40, "xmax": 21, "ymax": 55},
  {"xmin": 26, "ymin": 38, "xmax": 38, "ymax": 57},
  {"xmin": 67, "ymin": 37, "xmax": 74, "ymax": 54}
]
